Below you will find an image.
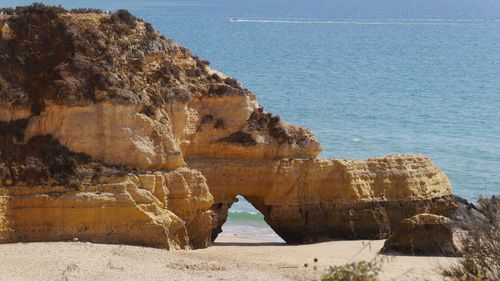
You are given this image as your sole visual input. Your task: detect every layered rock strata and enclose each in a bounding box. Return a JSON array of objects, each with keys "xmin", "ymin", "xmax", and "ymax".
[
  {"xmin": 0, "ymin": 4, "xmax": 456, "ymax": 248},
  {"xmin": 0, "ymin": 169, "xmax": 214, "ymax": 249}
]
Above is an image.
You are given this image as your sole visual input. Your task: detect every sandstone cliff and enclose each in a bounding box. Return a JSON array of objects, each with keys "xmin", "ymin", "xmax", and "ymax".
[{"xmin": 0, "ymin": 4, "xmax": 456, "ymax": 248}]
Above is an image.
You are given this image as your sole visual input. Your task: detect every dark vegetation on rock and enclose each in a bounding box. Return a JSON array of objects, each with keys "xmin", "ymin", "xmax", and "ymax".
[
  {"xmin": 1, "ymin": 3, "xmax": 275, "ymax": 185},
  {"xmin": 1, "ymin": 3, "xmax": 76, "ymax": 114},
  {"xmin": 0, "ymin": 3, "xmax": 247, "ymax": 115},
  {"xmin": 247, "ymin": 107, "xmax": 296, "ymax": 144},
  {"xmin": 213, "ymin": 119, "xmax": 225, "ymax": 129},
  {"xmin": 218, "ymin": 131, "xmax": 257, "ymax": 146},
  {"xmin": 0, "ymin": 119, "xmax": 125, "ymax": 186},
  {"xmin": 248, "ymin": 107, "xmax": 289, "ymax": 139}
]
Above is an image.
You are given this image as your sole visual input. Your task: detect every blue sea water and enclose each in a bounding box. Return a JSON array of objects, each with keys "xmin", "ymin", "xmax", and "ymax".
[{"xmin": 4, "ymin": 0, "xmax": 500, "ymax": 240}]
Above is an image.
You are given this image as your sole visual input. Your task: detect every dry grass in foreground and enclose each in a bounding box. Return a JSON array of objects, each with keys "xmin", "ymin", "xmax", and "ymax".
[
  {"xmin": 297, "ymin": 242, "xmax": 386, "ymax": 281},
  {"xmin": 320, "ymin": 260, "xmax": 381, "ymax": 281}
]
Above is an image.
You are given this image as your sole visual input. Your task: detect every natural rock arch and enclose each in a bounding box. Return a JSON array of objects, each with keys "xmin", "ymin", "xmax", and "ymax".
[
  {"xmin": 193, "ymin": 157, "xmax": 456, "ymax": 244},
  {"xmin": 213, "ymin": 195, "xmax": 281, "ymax": 241}
]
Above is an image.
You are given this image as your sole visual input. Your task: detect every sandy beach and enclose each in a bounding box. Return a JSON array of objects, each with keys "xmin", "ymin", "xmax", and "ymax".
[{"xmin": 0, "ymin": 235, "xmax": 457, "ymax": 281}]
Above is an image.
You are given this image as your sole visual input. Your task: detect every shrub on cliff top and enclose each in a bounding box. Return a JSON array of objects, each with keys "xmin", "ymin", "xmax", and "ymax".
[
  {"xmin": 1, "ymin": 3, "xmax": 103, "ymax": 15},
  {"xmin": 70, "ymin": 8, "xmax": 103, "ymax": 14},
  {"xmin": 111, "ymin": 9, "xmax": 137, "ymax": 28},
  {"xmin": 0, "ymin": 2, "xmax": 66, "ymax": 16}
]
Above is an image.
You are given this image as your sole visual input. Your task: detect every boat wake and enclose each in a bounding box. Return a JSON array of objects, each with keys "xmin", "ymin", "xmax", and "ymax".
[{"xmin": 229, "ymin": 18, "xmax": 500, "ymax": 25}]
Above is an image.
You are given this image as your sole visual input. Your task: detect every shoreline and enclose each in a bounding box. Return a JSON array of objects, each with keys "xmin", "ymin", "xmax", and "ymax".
[{"xmin": 0, "ymin": 235, "xmax": 457, "ymax": 281}]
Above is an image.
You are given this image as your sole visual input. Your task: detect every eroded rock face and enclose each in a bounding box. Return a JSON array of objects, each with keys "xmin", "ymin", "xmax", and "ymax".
[
  {"xmin": 162, "ymin": 168, "xmax": 215, "ymax": 249},
  {"xmin": 0, "ymin": 169, "xmax": 214, "ymax": 249},
  {"xmin": 190, "ymin": 155, "xmax": 456, "ymax": 243},
  {"xmin": 451, "ymin": 196, "xmax": 488, "ymax": 231},
  {"xmin": 24, "ymin": 102, "xmax": 185, "ymax": 169},
  {"xmin": 0, "ymin": 4, "xmax": 455, "ymax": 248},
  {"xmin": 380, "ymin": 213, "xmax": 459, "ymax": 257}
]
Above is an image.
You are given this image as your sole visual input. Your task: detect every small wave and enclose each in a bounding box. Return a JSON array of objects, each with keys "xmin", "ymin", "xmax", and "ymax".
[
  {"xmin": 229, "ymin": 210, "xmax": 259, "ymax": 215},
  {"xmin": 229, "ymin": 18, "xmax": 500, "ymax": 25},
  {"xmin": 228, "ymin": 211, "xmax": 264, "ymax": 221},
  {"xmin": 352, "ymin": 138, "xmax": 361, "ymax": 142}
]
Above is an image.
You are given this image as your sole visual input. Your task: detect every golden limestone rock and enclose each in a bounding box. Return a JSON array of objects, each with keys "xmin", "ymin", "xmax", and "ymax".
[
  {"xmin": 0, "ymin": 5, "xmax": 455, "ymax": 248},
  {"xmin": 24, "ymin": 102, "xmax": 185, "ymax": 170},
  {"xmin": 0, "ymin": 169, "xmax": 214, "ymax": 249},
  {"xmin": 190, "ymin": 155, "xmax": 455, "ymax": 243},
  {"xmin": 380, "ymin": 213, "xmax": 459, "ymax": 257}
]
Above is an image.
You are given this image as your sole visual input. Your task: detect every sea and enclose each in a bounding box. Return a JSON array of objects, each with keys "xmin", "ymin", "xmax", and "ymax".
[{"xmin": 4, "ymin": 0, "xmax": 500, "ymax": 242}]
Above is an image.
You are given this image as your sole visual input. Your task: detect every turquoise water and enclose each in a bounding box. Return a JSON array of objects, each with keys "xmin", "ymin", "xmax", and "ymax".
[
  {"xmin": 223, "ymin": 196, "xmax": 282, "ymax": 241},
  {"xmin": 5, "ymin": 0, "xmax": 500, "ymax": 239}
]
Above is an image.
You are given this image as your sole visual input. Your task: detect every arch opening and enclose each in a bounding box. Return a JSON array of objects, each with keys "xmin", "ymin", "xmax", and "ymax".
[{"xmin": 214, "ymin": 195, "xmax": 284, "ymax": 243}]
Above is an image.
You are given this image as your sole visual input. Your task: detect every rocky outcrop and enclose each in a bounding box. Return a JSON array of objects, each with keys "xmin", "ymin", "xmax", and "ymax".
[
  {"xmin": 0, "ymin": 168, "xmax": 214, "ymax": 249},
  {"xmin": 190, "ymin": 155, "xmax": 455, "ymax": 243},
  {"xmin": 185, "ymin": 98, "xmax": 321, "ymax": 160},
  {"xmin": 451, "ymin": 196, "xmax": 488, "ymax": 231},
  {"xmin": 0, "ymin": 4, "xmax": 456, "ymax": 248},
  {"xmin": 451, "ymin": 195, "xmax": 500, "ymax": 232},
  {"xmin": 24, "ymin": 102, "xmax": 185, "ymax": 169},
  {"xmin": 380, "ymin": 213, "xmax": 459, "ymax": 256}
]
